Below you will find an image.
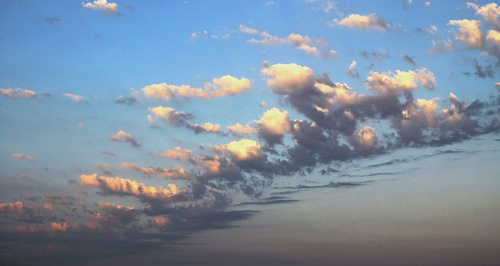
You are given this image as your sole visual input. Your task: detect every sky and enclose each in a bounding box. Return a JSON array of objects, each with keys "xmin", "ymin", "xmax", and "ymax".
[{"xmin": 1, "ymin": 0, "xmax": 500, "ymax": 265}]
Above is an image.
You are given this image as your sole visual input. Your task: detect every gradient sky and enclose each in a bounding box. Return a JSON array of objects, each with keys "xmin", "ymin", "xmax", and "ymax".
[{"xmin": 1, "ymin": 0, "xmax": 500, "ymax": 265}]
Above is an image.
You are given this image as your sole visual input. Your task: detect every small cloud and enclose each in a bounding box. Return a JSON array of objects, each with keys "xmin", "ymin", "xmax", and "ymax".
[
  {"xmin": 110, "ymin": 131, "xmax": 140, "ymax": 147},
  {"xmin": 82, "ymin": 0, "xmax": 119, "ymax": 15},
  {"xmin": 425, "ymin": 2, "xmax": 431, "ymax": 7},
  {"xmin": 78, "ymin": 123, "xmax": 84, "ymax": 128},
  {"xmin": 239, "ymin": 25, "xmax": 260, "ymax": 35},
  {"xmin": 334, "ymin": 13, "xmax": 389, "ymax": 31},
  {"xmin": 401, "ymin": 53, "xmax": 416, "ymax": 66},
  {"xmin": 45, "ymin": 17, "xmax": 62, "ymax": 24},
  {"xmin": 428, "ymin": 38, "xmax": 454, "ymax": 54},
  {"xmin": 346, "ymin": 60, "xmax": 360, "ymax": 78},
  {"xmin": 0, "ymin": 88, "xmax": 37, "ymax": 99},
  {"xmin": 265, "ymin": 1, "xmax": 275, "ymax": 6},
  {"xmin": 102, "ymin": 150, "xmax": 117, "ymax": 156},
  {"xmin": 63, "ymin": 93, "xmax": 87, "ymax": 102},
  {"xmin": 12, "ymin": 153, "xmax": 35, "ymax": 161}
]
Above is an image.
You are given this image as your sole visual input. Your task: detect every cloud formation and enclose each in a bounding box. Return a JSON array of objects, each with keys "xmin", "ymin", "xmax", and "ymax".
[
  {"xmin": 63, "ymin": 93, "xmax": 87, "ymax": 102},
  {"xmin": 12, "ymin": 153, "xmax": 35, "ymax": 161},
  {"xmin": 0, "ymin": 88, "xmax": 37, "ymax": 98},
  {"xmin": 110, "ymin": 131, "xmax": 140, "ymax": 147},
  {"xmin": 143, "ymin": 75, "xmax": 251, "ymax": 100},
  {"xmin": 82, "ymin": 0, "xmax": 119, "ymax": 14},
  {"xmin": 335, "ymin": 14, "xmax": 389, "ymax": 31}
]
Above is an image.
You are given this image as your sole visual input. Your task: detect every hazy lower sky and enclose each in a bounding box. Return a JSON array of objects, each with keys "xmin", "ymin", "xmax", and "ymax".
[{"xmin": 1, "ymin": 0, "xmax": 500, "ymax": 265}]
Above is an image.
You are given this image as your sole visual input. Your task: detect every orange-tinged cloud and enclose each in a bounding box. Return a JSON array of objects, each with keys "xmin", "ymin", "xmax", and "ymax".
[
  {"xmin": 51, "ymin": 222, "xmax": 70, "ymax": 231},
  {"xmin": 222, "ymin": 139, "xmax": 263, "ymax": 161},
  {"xmin": 448, "ymin": 19, "xmax": 485, "ymax": 49},
  {"xmin": 335, "ymin": 13, "xmax": 389, "ymax": 31},
  {"xmin": 79, "ymin": 174, "xmax": 185, "ymax": 203},
  {"xmin": 349, "ymin": 127, "xmax": 378, "ymax": 153},
  {"xmin": 12, "ymin": 153, "xmax": 35, "ymax": 161},
  {"xmin": 0, "ymin": 201, "xmax": 31, "ymax": 215},
  {"xmin": 161, "ymin": 147, "xmax": 193, "ymax": 161},
  {"xmin": 82, "ymin": 0, "xmax": 119, "ymax": 14},
  {"xmin": 110, "ymin": 131, "xmax": 140, "ymax": 147},
  {"xmin": 153, "ymin": 217, "xmax": 170, "ymax": 228},
  {"xmin": 0, "ymin": 88, "xmax": 37, "ymax": 98},
  {"xmin": 255, "ymin": 108, "xmax": 291, "ymax": 136},
  {"xmin": 119, "ymin": 162, "xmax": 190, "ymax": 179},
  {"xmin": 262, "ymin": 63, "xmax": 315, "ymax": 94},
  {"xmin": 143, "ymin": 75, "xmax": 250, "ymax": 100},
  {"xmin": 227, "ymin": 123, "xmax": 258, "ymax": 136}
]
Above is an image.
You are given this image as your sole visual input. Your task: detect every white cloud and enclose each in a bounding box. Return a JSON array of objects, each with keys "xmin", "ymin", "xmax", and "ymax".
[
  {"xmin": 262, "ymin": 63, "xmax": 315, "ymax": 94},
  {"xmin": 82, "ymin": 0, "xmax": 119, "ymax": 14},
  {"xmin": 365, "ymin": 68, "xmax": 436, "ymax": 94},
  {"xmin": 63, "ymin": 93, "xmax": 87, "ymax": 102},
  {"xmin": 335, "ymin": 13, "xmax": 389, "ymax": 31},
  {"xmin": 448, "ymin": 19, "xmax": 485, "ymax": 49}
]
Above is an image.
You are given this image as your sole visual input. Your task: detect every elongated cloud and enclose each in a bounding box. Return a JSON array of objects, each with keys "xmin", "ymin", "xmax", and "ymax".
[
  {"xmin": 161, "ymin": 147, "xmax": 193, "ymax": 161},
  {"xmin": 110, "ymin": 131, "xmax": 140, "ymax": 147},
  {"xmin": 119, "ymin": 162, "xmax": 190, "ymax": 179},
  {"xmin": 346, "ymin": 61, "xmax": 359, "ymax": 78},
  {"xmin": 79, "ymin": 174, "xmax": 188, "ymax": 204},
  {"xmin": 227, "ymin": 123, "xmax": 258, "ymax": 137},
  {"xmin": 188, "ymin": 122, "xmax": 221, "ymax": 134},
  {"xmin": 335, "ymin": 13, "xmax": 389, "ymax": 31},
  {"xmin": 0, "ymin": 88, "xmax": 37, "ymax": 98},
  {"xmin": 82, "ymin": 0, "xmax": 119, "ymax": 14},
  {"xmin": 12, "ymin": 153, "xmax": 35, "ymax": 161},
  {"xmin": 143, "ymin": 75, "xmax": 250, "ymax": 100},
  {"xmin": 63, "ymin": 93, "xmax": 87, "ymax": 102}
]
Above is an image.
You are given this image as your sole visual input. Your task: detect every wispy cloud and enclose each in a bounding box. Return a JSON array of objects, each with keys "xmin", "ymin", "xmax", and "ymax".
[{"xmin": 0, "ymin": 88, "xmax": 37, "ymax": 98}]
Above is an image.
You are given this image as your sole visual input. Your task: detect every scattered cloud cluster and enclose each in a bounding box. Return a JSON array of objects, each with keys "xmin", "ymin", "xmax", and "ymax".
[{"xmin": 241, "ymin": 25, "xmax": 338, "ymax": 58}]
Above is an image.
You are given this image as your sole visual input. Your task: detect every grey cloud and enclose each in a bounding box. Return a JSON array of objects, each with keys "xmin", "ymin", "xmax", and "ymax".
[{"xmin": 401, "ymin": 53, "xmax": 416, "ymax": 66}]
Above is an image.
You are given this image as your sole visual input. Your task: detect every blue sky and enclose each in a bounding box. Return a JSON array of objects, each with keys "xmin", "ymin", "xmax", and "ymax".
[{"xmin": 1, "ymin": 0, "xmax": 500, "ymax": 265}]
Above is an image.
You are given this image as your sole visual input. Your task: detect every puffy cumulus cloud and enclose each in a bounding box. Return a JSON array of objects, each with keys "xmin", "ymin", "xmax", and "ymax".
[
  {"xmin": 335, "ymin": 13, "xmax": 389, "ymax": 31},
  {"xmin": 262, "ymin": 63, "xmax": 315, "ymax": 94},
  {"xmin": 314, "ymin": 82, "xmax": 366, "ymax": 107},
  {"xmin": 188, "ymin": 122, "xmax": 222, "ymax": 134},
  {"xmin": 63, "ymin": 93, "xmax": 87, "ymax": 102},
  {"xmin": 448, "ymin": 19, "xmax": 485, "ymax": 49},
  {"xmin": 476, "ymin": 3, "xmax": 500, "ymax": 29},
  {"xmin": 255, "ymin": 108, "xmax": 291, "ymax": 145},
  {"xmin": 142, "ymin": 75, "xmax": 251, "ymax": 100},
  {"xmin": 51, "ymin": 222, "xmax": 70, "ymax": 231},
  {"xmin": 110, "ymin": 131, "xmax": 140, "ymax": 147},
  {"xmin": 79, "ymin": 174, "xmax": 188, "ymax": 204},
  {"xmin": 82, "ymin": 0, "xmax": 119, "ymax": 15},
  {"xmin": 222, "ymin": 139, "xmax": 264, "ymax": 161},
  {"xmin": 0, "ymin": 88, "xmax": 37, "ymax": 98},
  {"xmin": 119, "ymin": 162, "xmax": 190, "ymax": 179},
  {"xmin": 161, "ymin": 147, "xmax": 193, "ymax": 161},
  {"xmin": 148, "ymin": 106, "xmax": 194, "ymax": 126},
  {"xmin": 486, "ymin": 29, "xmax": 500, "ymax": 45},
  {"xmin": 12, "ymin": 153, "xmax": 35, "ymax": 161},
  {"xmin": 0, "ymin": 201, "xmax": 32, "ymax": 215},
  {"xmin": 227, "ymin": 123, "xmax": 258, "ymax": 137},
  {"xmin": 365, "ymin": 68, "xmax": 436, "ymax": 94},
  {"xmin": 349, "ymin": 127, "xmax": 378, "ymax": 154},
  {"xmin": 346, "ymin": 60, "xmax": 360, "ymax": 78},
  {"xmin": 440, "ymin": 93, "xmax": 480, "ymax": 136}
]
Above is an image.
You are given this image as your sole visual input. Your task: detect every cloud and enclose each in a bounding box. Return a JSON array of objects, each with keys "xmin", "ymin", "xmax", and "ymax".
[
  {"xmin": 401, "ymin": 53, "xmax": 416, "ymax": 66},
  {"xmin": 349, "ymin": 126, "xmax": 378, "ymax": 154},
  {"xmin": 45, "ymin": 17, "xmax": 62, "ymax": 24},
  {"xmin": 448, "ymin": 19, "xmax": 485, "ymax": 49},
  {"xmin": 255, "ymin": 108, "xmax": 292, "ymax": 145},
  {"xmin": 361, "ymin": 49, "xmax": 389, "ymax": 62},
  {"xmin": 346, "ymin": 60, "xmax": 360, "ymax": 78},
  {"xmin": 148, "ymin": 106, "xmax": 194, "ymax": 126},
  {"xmin": 0, "ymin": 201, "xmax": 32, "ymax": 215},
  {"xmin": 119, "ymin": 162, "xmax": 190, "ymax": 179},
  {"xmin": 188, "ymin": 122, "xmax": 222, "ymax": 134},
  {"xmin": 227, "ymin": 123, "xmax": 258, "ymax": 137},
  {"xmin": 79, "ymin": 174, "xmax": 188, "ymax": 204},
  {"xmin": 476, "ymin": 3, "xmax": 500, "ymax": 30},
  {"xmin": 12, "ymin": 153, "xmax": 35, "ymax": 161},
  {"xmin": 89, "ymin": 202, "xmax": 140, "ymax": 229},
  {"xmin": 365, "ymin": 68, "xmax": 436, "ymax": 94},
  {"xmin": 110, "ymin": 131, "xmax": 140, "ymax": 147},
  {"xmin": 161, "ymin": 147, "xmax": 193, "ymax": 161},
  {"xmin": 486, "ymin": 29, "xmax": 500, "ymax": 45},
  {"xmin": 473, "ymin": 59, "xmax": 494, "ymax": 78},
  {"xmin": 218, "ymin": 139, "xmax": 264, "ymax": 161},
  {"xmin": 0, "ymin": 88, "xmax": 37, "ymax": 98},
  {"xmin": 246, "ymin": 30, "xmax": 338, "ymax": 58},
  {"xmin": 262, "ymin": 62, "xmax": 315, "ymax": 94},
  {"xmin": 428, "ymin": 39, "xmax": 454, "ymax": 54},
  {"xmin": 82, "ymin": 0, "xmax": 119, "ymax": 15},
  {"xmin": 142, "ymin": 75, "xmax": 251, "ymax": 100},
  {"xmin": 335, "ymin": 13, "xmax": 389, "ymax": 31},
  {"xmin": 63, "ymin": 93, "xmax": 87, "ymax": 102}
]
